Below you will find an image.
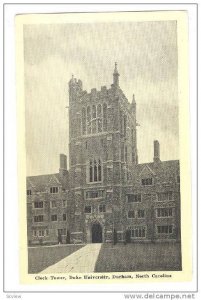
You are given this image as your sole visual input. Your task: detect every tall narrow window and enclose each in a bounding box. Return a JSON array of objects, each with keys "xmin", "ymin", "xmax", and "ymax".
[
  {"xmin": 88, "ymin": 159, "xmax": 102, "ymax": 183},
  {"xmin": 120, "ymin": 111, "xmax": 123, "ymax": 134},
  {"xmin": 98, "ymin": 159, "xmax": 102, "ymax": 181},
  {"xmin": 27, "ymin": 189, "xmax": 32, "ymax": 196},
  {"xmin": 123, "ymin": 115, "xmax": 127, "ymax": 136},
  {"xmin": 87, "ymin": 106, "xmax": 91, "ymax": 134},
  {"xmin": 97, "ymin": 104, "xmax": 102, "ymax": 132},
  {"xmin": 94, "ymin": 159, "xmax": 97, "ymax": 182},
  {"xmin": 125, "ymin": 146, "xmax": 128, "ymax": 163},
  {"xmin": 90, "ymin": 160, "xmax": 93, "ymax": 182},
  {"xmin": 50, "ymin": 187, "xmax": 59, "ymax": 194},
  {"xmin": 121, "ymin": 143, "xmax": 124, "ymax": 161},
  {"xmin": 103, "ymin": 103, "xmax": 107, "ymax": 132},
  {"xmin": 92, "ymin": 105, "xmax": 96, "ymax": 133},
  {"xmin": 82, "ymin": 107, "xmax": 86, "ymax": 135}
]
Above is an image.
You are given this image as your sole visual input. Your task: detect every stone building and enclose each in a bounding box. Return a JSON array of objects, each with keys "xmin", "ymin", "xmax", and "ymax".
[
  {"xmin": 26, "ymin": 154, "xmax": 70, "ymax": 245},
  {"xmin": 26, "ymin": 64, "xmax": 180, "ymax": 245}
]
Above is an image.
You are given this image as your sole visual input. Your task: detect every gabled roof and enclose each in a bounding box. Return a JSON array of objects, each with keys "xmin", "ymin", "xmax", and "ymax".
[
  {"xmin": 138, "ymin": 164, "xmax": 156, "ymax": 177},
  {"xmin": 132, "ymin": 160, "xmax": 180, "ymax": 184},
  {"xmin": 26, "ymin": 173, "xmax": 68, "ymax": 192}
]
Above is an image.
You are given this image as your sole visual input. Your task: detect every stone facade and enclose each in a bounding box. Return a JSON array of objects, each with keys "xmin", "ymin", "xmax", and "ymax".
[{"xmin": 26, "ymin": 64, "xmax": 181, "ymax": 245}]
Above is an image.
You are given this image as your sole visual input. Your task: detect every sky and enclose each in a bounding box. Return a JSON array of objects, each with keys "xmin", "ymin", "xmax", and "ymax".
[{"xmin": 24, "ymin": 20, "xmax": 179, "ymax": 176}]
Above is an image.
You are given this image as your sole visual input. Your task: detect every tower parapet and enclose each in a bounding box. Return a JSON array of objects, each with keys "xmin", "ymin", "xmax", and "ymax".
[{"xmin": 69, "ymin": 75, "xmax": 83, "ymax": 102}]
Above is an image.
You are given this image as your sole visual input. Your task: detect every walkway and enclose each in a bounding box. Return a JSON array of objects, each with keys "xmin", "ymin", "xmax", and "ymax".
[{"xmin": 40, "ymin": 243, "xmax": 102, "ymax": 273}]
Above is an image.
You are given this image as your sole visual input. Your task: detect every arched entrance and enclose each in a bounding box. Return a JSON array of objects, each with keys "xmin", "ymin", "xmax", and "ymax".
[{"xmin": 92, "ymin": 223, "xmax": 102, "ymax": 243}]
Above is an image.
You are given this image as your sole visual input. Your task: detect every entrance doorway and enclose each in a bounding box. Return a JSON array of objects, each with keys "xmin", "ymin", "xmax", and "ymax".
[{"xmin": 92, "ymin": 223, "xmax": 102, "ymax": 243}]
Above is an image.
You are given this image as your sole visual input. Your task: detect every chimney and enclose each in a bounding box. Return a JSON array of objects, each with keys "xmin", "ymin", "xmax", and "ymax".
[
  {"xmin": 59, "ymin": 154, "xmax": 68, "ymax": 176},
  {"xmin": 153, "ymin": 140, "xmax": 161, "ymax": 163}
]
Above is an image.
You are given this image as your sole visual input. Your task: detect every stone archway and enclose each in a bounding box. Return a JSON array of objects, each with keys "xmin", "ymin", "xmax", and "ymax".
[{"xmin": 91, "ymin": 222, "xmax": 102, "ymax": 243}]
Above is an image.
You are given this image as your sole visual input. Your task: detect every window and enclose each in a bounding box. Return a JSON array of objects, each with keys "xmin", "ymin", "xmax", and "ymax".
[
  {"xmin": 38, "ymin": 230, "xmax": 45, "ymax": 237},
  {"xmin": 51, "ymin": 200, "xmax": 57, "ymax": 208},
  {"xmin": 27, "ymin": 189, "xmax": 32, "ymax": 196},
  {"xmin": 63, "ymin": 214, "xmax": 67, "ymax": 221},
  {"xmin": 34, "ymin": 201, "xmax": 43, "ymax": 209},
  {"xmin": 86, "ymin": 190, "xmax": 104, "ymax": 199},
  {"xmin": 84, "ymin": 104, "xmax": 104, "ymax": 135},
  {"xmin": 127, "ymin": 194, "xmax": 141, "ymax": 203},
  {"xmin": 90, "ymin": 160, "xmax": 93, "ymax": 182},
  {"xmin": 98, "ymin": 159, "xmax": 102, "ymax": 181},
  {"xmin": 97, "ymin": 104, "xmax": 102, "ymax": 132},
  {"xmin": 82, "ymin": 107, "xmax": 86, "ymax": 135},
  {"xmin": 92, "ymin": 105, "xmax": 97, "ymax": 134},
  {"xmin": 128, "ymin": 210, "xmax": 135, "ymax": 218},
  {"xmin": 123, "ymin": 115, "xmax": 127, "ymax": 136},
  {"xmin": 157, "ymin": 225, "xmax": 173, "ymax": 234},
  {"xmin": 121, "ymin": 144, "xmax": 124, "ymax": 161},
  {"xmin": 62, "ymin": 200, "xmax": 67, "ymax": 207},
  {"xmin": 50, "ymin": 187, "xmax": 59, "ymax": 194},
  {"xmin": 141, "ymin": 178, "xmax": 153, "ymax": 186},
  {"xmin": 89, "ymin": 159, "xmax": 102, "ymax": 182},
  {"xmin": 94, "ymin": 159, "xmax": 97, "ymax": 181},
  {"xmin": 33, "ymin": 229, "xmax": 48, "ymax": 237},
  {"xmin": 125, "ymin": 146, "xmax": 128, "ymax": 162},
  {"xmin": 99, "ymin": 204, "xmax": 106, "ymax": 213},
  {"xmin": 34, "ymin": 215, "xmax": 44, "ymax": 222},
  {"xmin": 85, "ymin": 206, "xmax": 92, "ymax": 214},
  {"xmin": 103, "ymin": 103, "xmax": 107, "ymax": 132},
  {"xmin": 137, "ymin": 210, "xmax": 145, "ymax": 218},
  {"xmin": 157, "ymin": 208, "xmax": 173, "ymax": 217},
  {"xmin": 58, "ymin": 229, "xmax": 66, "ymax": 236},
  {"xmin": 51, "ymin": 214, "xmax": 57, "ymax": 221},
  {"xmin": 158, "ymin": 192, "xmax": 173, "ymax": 201},
  {"xmin": 130, "ymin": 226, "xmax": 146, "ymax": 238},
  {"xmin": 87, "ymin": 106, "xmax": 91, "ymax": 134}
]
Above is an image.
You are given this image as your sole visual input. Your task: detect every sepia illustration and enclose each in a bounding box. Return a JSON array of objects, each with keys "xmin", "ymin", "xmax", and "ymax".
[{"xmin": 21, "ymin": 13, "xmax": 184, "ymax": 276}]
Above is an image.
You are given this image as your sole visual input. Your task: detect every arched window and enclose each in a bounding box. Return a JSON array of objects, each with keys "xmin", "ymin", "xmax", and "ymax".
[
  {"xmin": 89, "ymin": 158, "xmax": 102, "ymax": 182},
  {"xmin": 84, "ymin": 104, "xmax": 105, "ymax": 135},
  {"xmin": 103, "ymin": 103, "xmax": 107, "ymax": 132},
  {"xmin": 87, "ymin": 106, "xmax": 91, "ymax": 134},
  {"xmin": 92, "ymin": 105, "xmax": 96, "ymax": 134},
  {"xmin": 82, "ymin": 107, "xmax": 86, "ymax": 135},
  {"xmin": 97, "ymin": 104, "xmax": 102, "ymax": 133}
]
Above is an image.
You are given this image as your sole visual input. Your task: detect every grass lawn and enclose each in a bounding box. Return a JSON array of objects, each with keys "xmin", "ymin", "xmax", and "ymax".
[
  {"xmin": 28, "ymin": 244, "xmax": 84, "ymax": 273},
  {"xmin": 95, "ymin": 242, "xmax": 182, "ymax": 272}
]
